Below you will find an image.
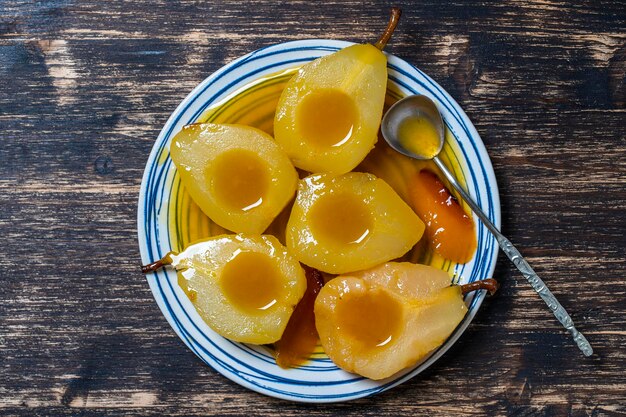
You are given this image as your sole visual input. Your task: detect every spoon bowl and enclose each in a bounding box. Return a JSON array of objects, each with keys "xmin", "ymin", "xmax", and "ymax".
[
  {"xmin": 381, "ymin": 95, "xmax": 445, "ymax": 160},
  {"xmin": 380, "ymin": 95, "xmax": 593, "ymax": 357}
]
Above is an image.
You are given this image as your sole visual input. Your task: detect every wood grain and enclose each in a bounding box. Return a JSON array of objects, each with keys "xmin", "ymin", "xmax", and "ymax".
[{"xmin": 1, "ymin": 0, "xmax": 624, "ymax": 415}]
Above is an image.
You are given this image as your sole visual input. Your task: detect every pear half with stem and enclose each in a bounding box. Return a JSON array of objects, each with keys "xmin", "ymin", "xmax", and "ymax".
[
  {"xmin": 315, "ymin": 262, "xmax": 498, "ymax": 380},
  {"xmin": 274, "ymin": 8, "xmax": 401, "ymax": 173},
  {"xmin": 142, "ymin": 234, "xmax": 307, "ymax": 344}
]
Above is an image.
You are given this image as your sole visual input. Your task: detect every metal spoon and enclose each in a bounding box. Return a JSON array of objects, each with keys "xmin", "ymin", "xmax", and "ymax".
[{"xmin": 381, "ymin": 95, "xmax": 593, "ymax": 357}]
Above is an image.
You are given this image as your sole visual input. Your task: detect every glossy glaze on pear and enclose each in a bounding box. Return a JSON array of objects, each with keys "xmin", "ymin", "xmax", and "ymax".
[
  {"xmin": 274, "ymin": 44, "xmax": 387, "ymax": 174},
  {"xmin": 170, "ymin": 123, "xmax": 298, "ymax": 234},
  {"xmin": 143, "ymin": 234, "xmax": 307, "ymax": 344},
  {"xmin": 315, "ymin": 262, "xmax": 467, "ymax": 380},
  {"xmin": 273, "ymin": 9, "xmax": 401, "ymax": 174},
  {"xmin": 287, "ymin": 172, "xmax": 425, "ymax": 274}
]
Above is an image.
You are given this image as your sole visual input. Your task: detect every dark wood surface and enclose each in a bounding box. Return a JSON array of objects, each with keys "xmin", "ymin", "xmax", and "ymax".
[{"xmin": 1, "ymin": 1, "xmax": 625, "ymax": 415}]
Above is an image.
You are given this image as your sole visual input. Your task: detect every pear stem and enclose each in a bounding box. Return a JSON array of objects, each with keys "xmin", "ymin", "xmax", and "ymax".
[
  {"xmin": 141, "ymin": 257, "xmax": 171, "ymax": 274},
  {"xmin": 374, "ymin": 7, "xmax": 402, "ymax": 51},
  {"xmin": 460, "ymin": 279, "xmax": 499, "ymax": 296}
]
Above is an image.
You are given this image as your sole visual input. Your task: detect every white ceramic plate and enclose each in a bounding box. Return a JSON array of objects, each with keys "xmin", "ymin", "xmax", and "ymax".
[{"xmin": 137, "ymin": 39, "xmax": 500, "ymax": 403}]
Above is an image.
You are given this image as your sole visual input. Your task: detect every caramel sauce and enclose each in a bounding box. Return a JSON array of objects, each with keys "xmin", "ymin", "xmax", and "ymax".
[
  {"xmin": 220, "ymin": 251, "xmax": 283, "ymax": 314},
  {"xmin": 274, "ymin": 267, "xmax": 324, "ymax": 368},
  {"xmin": 410, "ymin": 170, "xmax": 477, "ymax": 263},
  {"xmin": 309, "ymin": 192, "xmax": 372, "ymax": 246},
  {"xmin": 397, "ymin": 115, "xmax": 441, "ymax": 159},
  {"xmin": 336, "ymin": 288, "xmax": 403, "ymax": 349},
  {"xmin": 209, "ymin": 149, "xmax": 270, "ymax": 211},
  {"xmin": 297, "ymin": 89, "xmax": 357, "ymax": 148}
]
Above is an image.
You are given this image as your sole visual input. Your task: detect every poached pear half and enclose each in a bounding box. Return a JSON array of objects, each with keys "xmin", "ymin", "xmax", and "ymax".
[
  {"xmin": 286, "ymin": 172, "xmax": 425, "ymax": 274},
  {"xmin": 143, "ymin": 234, "xmax": 307, "ymax": 344},
  {"xmin": 273, "ymin": 9, "xmax": 401, "ymax": 174},
  {"xmin": 315, "ymin": 262, "xmax": 467, "ymax": 380},
  {"xmin": 274, "ymin": 44, "xmax": 386, "ymax": 174},
  {"xmin": 170, "ymin": 123, "xmax": 298, "ymax": 234}
]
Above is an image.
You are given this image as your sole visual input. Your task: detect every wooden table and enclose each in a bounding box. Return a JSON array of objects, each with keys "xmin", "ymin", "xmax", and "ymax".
[{"xmin": 1, "ymin": 1, "xmax": 625, "ymax": 415}]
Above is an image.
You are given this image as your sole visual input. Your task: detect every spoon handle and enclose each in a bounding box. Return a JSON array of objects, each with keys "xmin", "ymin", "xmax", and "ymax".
[{"xmin": 432, "ymin": 157, "xmax": 593, "ymax": 357}]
